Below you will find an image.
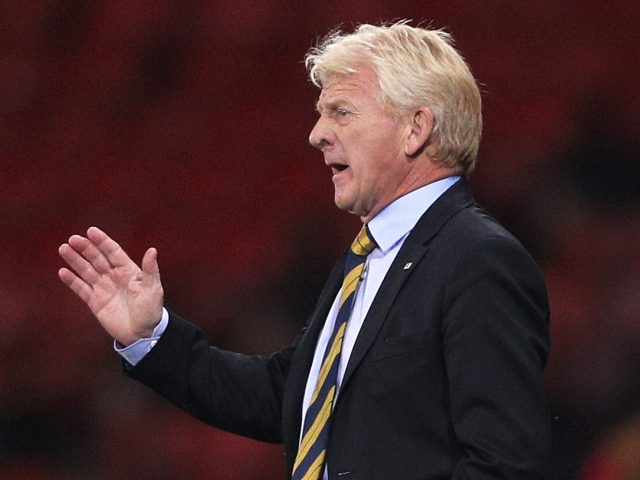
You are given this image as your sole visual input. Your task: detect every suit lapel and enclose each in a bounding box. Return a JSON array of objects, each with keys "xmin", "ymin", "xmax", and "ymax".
[
  {"xmin": 338, "ymin": 238, "xmax": 429, "ymax": 396},
  {"xmin": 282, "ymin": 251, "xmax": 346, "ymax": 461},
  {"xmin": 337, "ymin": 178, "xmax": 475, "ymax": 399}
]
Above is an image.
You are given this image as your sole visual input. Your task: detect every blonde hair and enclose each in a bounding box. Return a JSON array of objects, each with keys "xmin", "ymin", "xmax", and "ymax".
[{"xmin": 305, "ymin": 21, "xmax": 482, "ymax": 175}]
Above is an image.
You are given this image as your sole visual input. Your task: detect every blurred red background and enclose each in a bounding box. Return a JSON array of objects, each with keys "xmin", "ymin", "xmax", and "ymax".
[{"xmin": 1, "ymin": 1, "xmax": 639, "ymax": 479}]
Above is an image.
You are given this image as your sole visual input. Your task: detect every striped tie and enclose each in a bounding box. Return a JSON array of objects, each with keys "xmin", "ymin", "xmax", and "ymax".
[{"xmin": 292, "ymin": 226, "xmax": 377, "ymax": 480}]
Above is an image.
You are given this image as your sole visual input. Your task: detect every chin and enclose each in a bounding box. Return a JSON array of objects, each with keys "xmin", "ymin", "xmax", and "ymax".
[
  {"xmin": 334, "ymin": 190, "xmax": 366, "ymax": 217},
  {"xmin": 333, "ymin": 196, "xmax": 353, "ymax": 213},
  {"xmin": 333, "ymin": 200, "xmax": 349, "ymax": 212}
]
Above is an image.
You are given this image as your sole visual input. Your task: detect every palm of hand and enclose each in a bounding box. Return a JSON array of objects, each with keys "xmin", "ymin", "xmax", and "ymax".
[
  {"xmin": 58, "ymin": 227, "xmax": 164, "ymax": 346},
  {"xmin": 91, "ymin": 266, "xmax": 148, "ymax": 336}
]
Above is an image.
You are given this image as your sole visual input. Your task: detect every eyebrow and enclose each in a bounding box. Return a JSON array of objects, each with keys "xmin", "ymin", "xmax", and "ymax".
[{"xmin": 315, "ymin": 98, "xmax": 355, "ymax": 113}]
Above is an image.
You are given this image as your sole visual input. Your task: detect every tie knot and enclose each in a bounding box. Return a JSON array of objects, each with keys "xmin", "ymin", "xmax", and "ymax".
[{"xmin": 350, "ymin": 225, "xmax": 377, "ymax": 257}]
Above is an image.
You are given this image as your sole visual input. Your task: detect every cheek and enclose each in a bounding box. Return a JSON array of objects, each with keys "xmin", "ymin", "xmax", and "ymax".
[{"xmin": 343, "ymin": 126, "xmax": 399, "ymax": 184}]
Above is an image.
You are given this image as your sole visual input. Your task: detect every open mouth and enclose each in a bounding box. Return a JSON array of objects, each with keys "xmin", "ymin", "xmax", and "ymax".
[{"xmin": 329, "ymin": 162, "xmax": 348, "ymax": 175}]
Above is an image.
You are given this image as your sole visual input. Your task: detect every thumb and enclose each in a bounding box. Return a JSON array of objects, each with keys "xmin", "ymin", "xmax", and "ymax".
[{"xmin": 141, "ymin": 247, "xmax": 160, "ymax": 286}]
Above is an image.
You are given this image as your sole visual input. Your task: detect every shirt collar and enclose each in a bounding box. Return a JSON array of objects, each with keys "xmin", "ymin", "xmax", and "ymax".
[{"xmin": 367, "ymin": 176, "xmax": 460, "ymax": 254}]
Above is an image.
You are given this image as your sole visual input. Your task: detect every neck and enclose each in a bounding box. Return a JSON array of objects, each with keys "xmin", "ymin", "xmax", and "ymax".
[{"xmin": 360, "ymin": 164, "xmax": 457, "ymax": 224}]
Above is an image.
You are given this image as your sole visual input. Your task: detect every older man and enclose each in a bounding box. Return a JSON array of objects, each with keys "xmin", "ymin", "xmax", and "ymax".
[{"xmin": 59, "ymin": 22, "xmax": 550, "ymax": 480}]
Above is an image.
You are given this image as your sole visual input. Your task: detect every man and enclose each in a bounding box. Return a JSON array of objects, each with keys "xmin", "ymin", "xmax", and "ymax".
[{"xmin": 58, "ymin": 22, "xmax": 550, "ymax": 479}]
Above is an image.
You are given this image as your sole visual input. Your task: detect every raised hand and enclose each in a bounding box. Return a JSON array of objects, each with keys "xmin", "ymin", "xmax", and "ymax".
[{"xmin": 58, "ymin": 226, "xmax": 164, "ymax": 346}]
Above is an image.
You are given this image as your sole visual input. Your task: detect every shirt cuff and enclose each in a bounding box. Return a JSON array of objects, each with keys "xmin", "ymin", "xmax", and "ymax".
[{"xmin": 114, "ymin": 308, "xmax": 169, "ymax": 366}]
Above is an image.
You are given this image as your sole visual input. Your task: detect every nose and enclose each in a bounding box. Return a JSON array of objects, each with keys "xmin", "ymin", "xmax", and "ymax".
[{"xmin": 309, "ymin": 115, "xmax": 334, "ymax": 150}]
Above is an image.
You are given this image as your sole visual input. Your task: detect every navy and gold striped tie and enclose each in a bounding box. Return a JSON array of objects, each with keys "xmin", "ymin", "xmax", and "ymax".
[{"xmin": 292, "ymin": 226, "xmax": 377, "ymax": 480}]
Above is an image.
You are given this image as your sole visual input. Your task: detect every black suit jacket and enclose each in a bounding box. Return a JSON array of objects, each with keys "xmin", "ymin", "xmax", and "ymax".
[{"xmin": 128, "ymin": 178, "xmax": 551, "ymax": 479}]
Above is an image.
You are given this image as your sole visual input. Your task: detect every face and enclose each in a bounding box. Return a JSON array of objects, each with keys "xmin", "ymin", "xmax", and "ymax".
[{"xmin": 309, "ymin": 65, "xmax": 413, "ymax": 223}]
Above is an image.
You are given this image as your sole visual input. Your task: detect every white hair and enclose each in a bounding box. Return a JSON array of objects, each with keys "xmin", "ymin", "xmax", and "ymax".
[{"xmin": 305, "ymin": 21, "xmax": 482, "ymax": 175}]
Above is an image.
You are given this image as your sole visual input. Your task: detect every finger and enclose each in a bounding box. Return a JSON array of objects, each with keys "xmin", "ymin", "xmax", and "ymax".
[
  {"xmin": 68, "ymin": 234, "xmax": 112, "ymax": 274},
  {"xmin": 58, "ymin": 267, "xmax": 92, "ymax": 304},
  {"xmin": 58, "ymin": 242, "xmax": 101, "ymax": 285},
  {"xmin": 141, "ymin": 247, "xmax": 160, "ymax": 287},
  {"xmin": 87, "ymin": 226, "xmax": 135, "ymax": 269}
]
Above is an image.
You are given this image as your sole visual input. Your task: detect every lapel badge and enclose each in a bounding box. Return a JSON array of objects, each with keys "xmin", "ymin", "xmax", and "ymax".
[{"xmin": 403, "ymin": 262, "xmax": 413, "ymax": 270}]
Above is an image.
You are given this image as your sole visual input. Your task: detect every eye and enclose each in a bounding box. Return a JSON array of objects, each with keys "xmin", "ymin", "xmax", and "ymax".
[{"xmin": 331, "ymin": 107, "xmax": 354, "ymax": 122}]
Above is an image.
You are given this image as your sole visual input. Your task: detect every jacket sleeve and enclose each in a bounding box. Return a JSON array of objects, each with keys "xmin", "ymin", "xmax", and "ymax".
[
  {"xmin": 443, "ymin": 235, "xmax": 551, "ymax": 480},
  {"xmin": 126, "ymin": 310, "xmax": 298, "ymax": 443}
]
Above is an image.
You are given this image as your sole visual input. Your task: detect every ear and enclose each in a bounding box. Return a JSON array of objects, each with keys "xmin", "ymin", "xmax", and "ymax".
[{"xmin": 403, "ymin": 107, "xmax": 434, "ymax": 157}]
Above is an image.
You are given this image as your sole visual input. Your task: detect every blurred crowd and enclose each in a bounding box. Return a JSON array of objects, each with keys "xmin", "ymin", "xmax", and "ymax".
[{"xmin": 1, "ymin": 1, "xmax": 639, "ymax": 479}]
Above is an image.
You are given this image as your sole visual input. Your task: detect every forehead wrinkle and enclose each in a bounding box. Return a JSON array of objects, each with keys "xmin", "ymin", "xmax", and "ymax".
[
  {"xmin": 322, "ymin": 74, "xmax": 375, "ymax": 102},
  {"xmin": 328, "ymin": 71, "xmax": 382, "ymax": 107},
  {"xmin": 316, "ymin": 88, "xmax": 357, "ymax": 114}
]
